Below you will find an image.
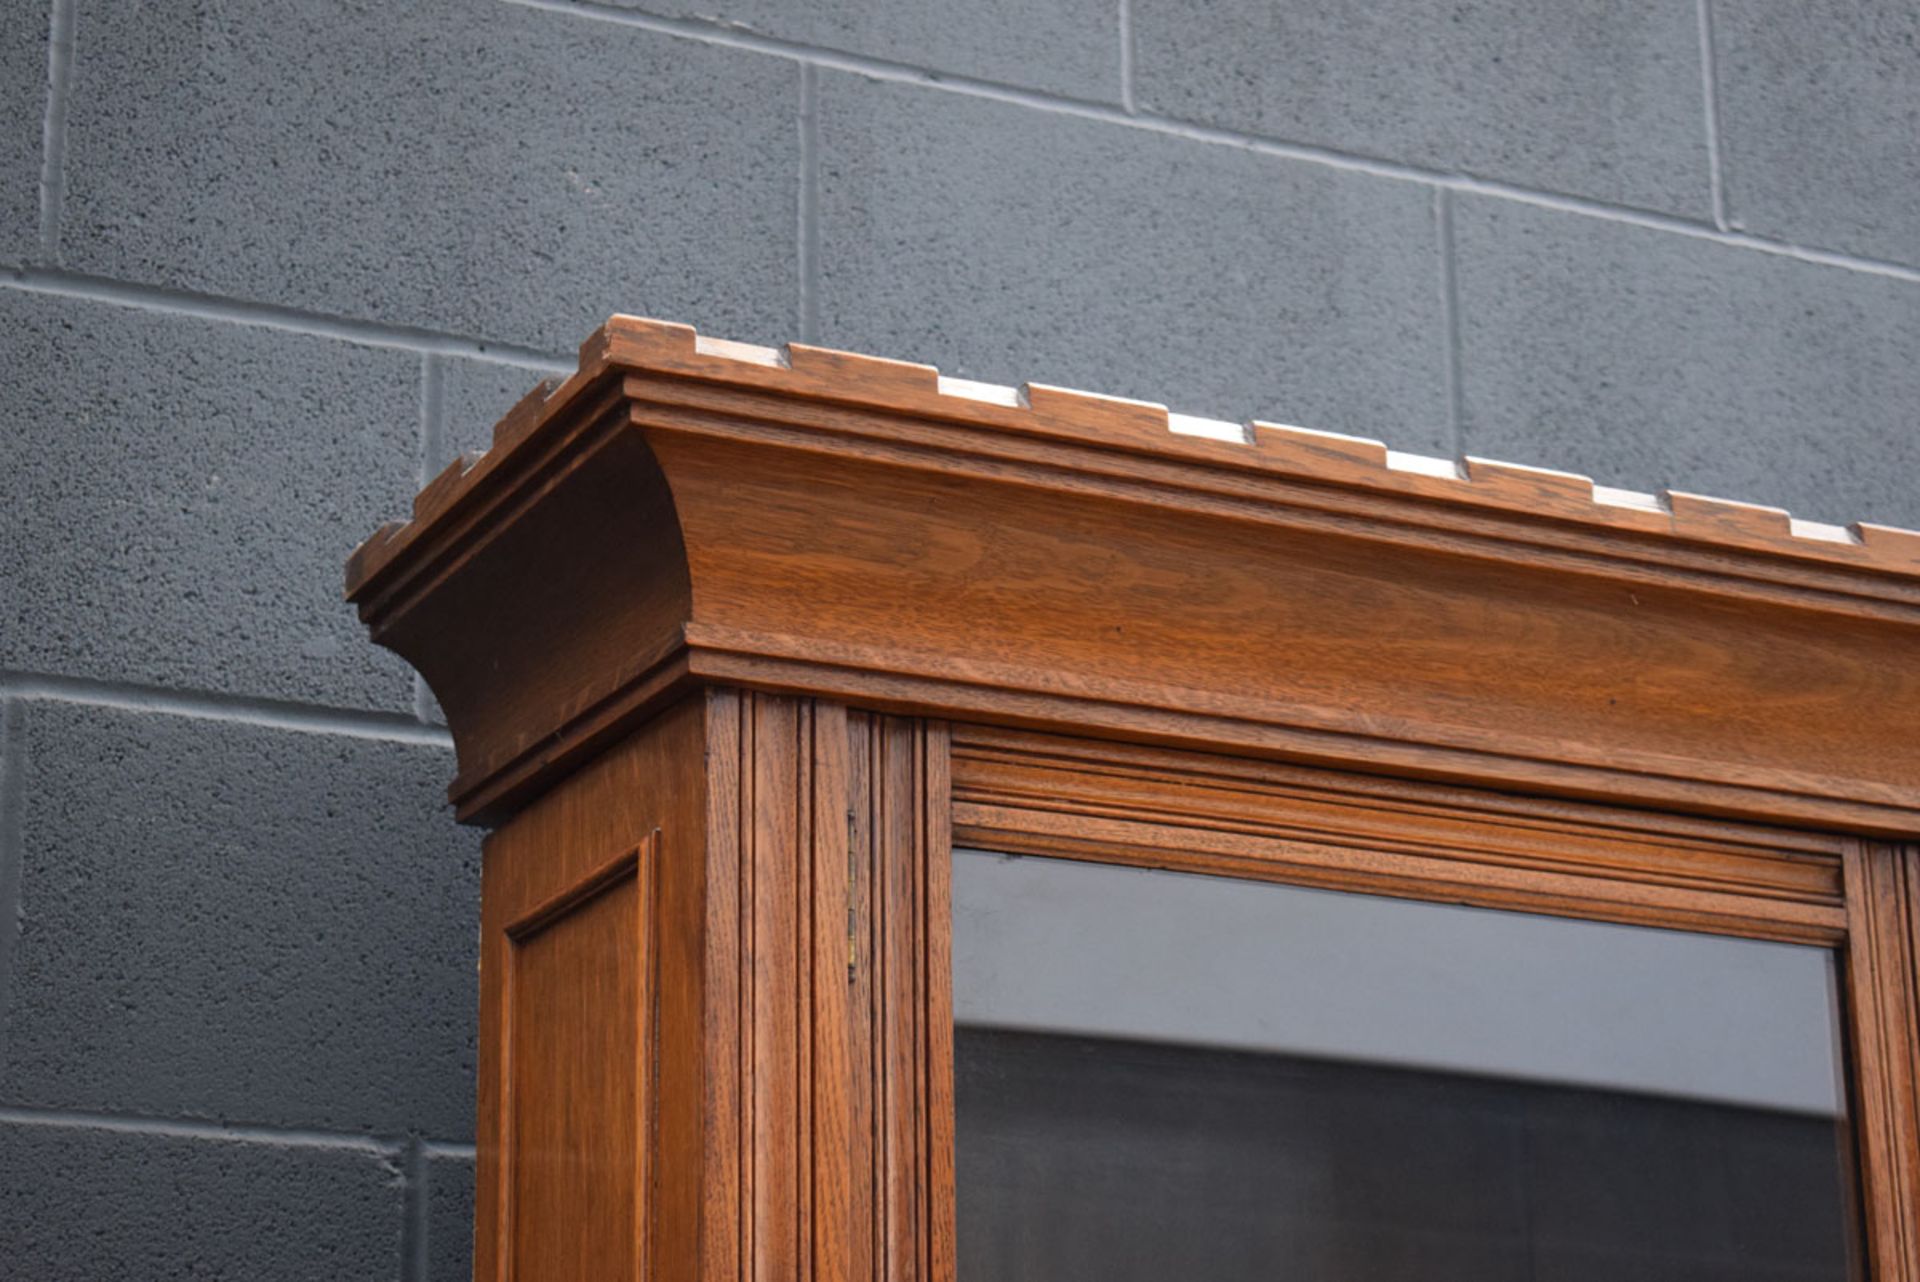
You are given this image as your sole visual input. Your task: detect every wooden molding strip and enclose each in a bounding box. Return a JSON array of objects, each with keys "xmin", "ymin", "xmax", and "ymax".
[
  {"xmin": 345, "ymin": 316, "xmax": 1920, "ymax": 831},
  {"xmin": 952, "ymin": 725, "xmax": 1849, "ymax": 945},
  {"xmin": 349, "ymin": 316, "xmax": 1920, "ymax": 606}
]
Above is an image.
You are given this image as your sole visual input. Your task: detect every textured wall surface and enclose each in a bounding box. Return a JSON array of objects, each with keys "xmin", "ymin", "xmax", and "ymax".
[{"xmin": 2, "ymin": 1, "xmax": 1915, "ymax": 1277}]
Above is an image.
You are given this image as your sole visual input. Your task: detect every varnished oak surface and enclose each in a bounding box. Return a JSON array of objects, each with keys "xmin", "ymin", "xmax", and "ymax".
[
  {"xmin": 478, "ymin": 700, "xmax": 697, "ymax": 1282},
  {"xmin": 950, "ymin": 725, "xmax": 1850, "ymax": 944},
  {"xmin": 473, "ymin": 701, "xmax": 1915, "ymax": 1282},
  {"xmin": 706, "ymin": 693, "xmax": 951, "ymax": 1282},
  {"xmin": 343, "ymin": 317, "xmax": 1920, "ymax": 1282},
  {"xmin": 503, "ymin": 842, "xmax": 648, "ymax": 1278},
  {"xmin": 478, "ymin": 692, "xmax": 951, "ymax": 1282},
  {"xmin": 348, "ymin": 316, "xmax": 1920, "ymax": 833},
  {"xmin": 1844, "ymin": 841, "xmax": 1920, "ymax": 1280}
]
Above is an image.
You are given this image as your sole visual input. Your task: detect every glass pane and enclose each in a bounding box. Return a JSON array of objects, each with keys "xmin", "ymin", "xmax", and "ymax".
[{"xmin": 953, "ymin": 850, "xmax": 1859, "ymax": 1282}]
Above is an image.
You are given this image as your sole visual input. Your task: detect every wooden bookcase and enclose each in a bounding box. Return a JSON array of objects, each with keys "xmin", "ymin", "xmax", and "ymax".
[{"xmin": 348, "ymin": 317, "xmax": 1920, "ymax": 1281}]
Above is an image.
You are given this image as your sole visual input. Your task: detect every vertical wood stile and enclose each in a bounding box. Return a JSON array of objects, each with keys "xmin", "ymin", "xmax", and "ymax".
[
  {"xmin": 702, "ymin": 691, "xmax": 743, "ymax": 1282},
  {"xmin": 810, "ymin": 701, "xmax": 854, "ymax": 1282},
  {"xmin": 1843, "ymin": 840, "xmax": 1920, "ymax": 1282},
  {"xmin": 866, "ymin": 716, "xmax": 955, "ymax": 1282},
  {"xmin": 922, "ymin": 722, "xmax": 956, "ymax": 1282},
  {"xmin": 869, "ymin": 713, "xmax": 912, "ymax": 1282},
  {"xmin": 714, "ymin": 694, "xmax": 949, "ymax": 1282},
  {"xmin": 747, "ymin": 693, "xmax": 802, "ymax": 1282}
]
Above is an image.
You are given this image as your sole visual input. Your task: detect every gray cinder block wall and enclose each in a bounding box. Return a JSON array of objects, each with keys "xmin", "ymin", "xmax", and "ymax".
[{"xmin": 1, "ymin": 1, "xmax": 1914, "ymax": 1276}]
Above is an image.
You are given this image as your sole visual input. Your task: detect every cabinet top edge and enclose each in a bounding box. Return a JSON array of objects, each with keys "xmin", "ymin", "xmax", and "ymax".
[{"xmin": 344, "ymin": 314, "xmax": 1920, "ymax": 607}]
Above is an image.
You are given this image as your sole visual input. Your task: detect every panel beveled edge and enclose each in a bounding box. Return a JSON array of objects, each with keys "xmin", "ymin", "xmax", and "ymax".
[
  {"xmin": 344, "ymin": 315, "xmax": 1920, "ymax": 834},
  {"xmin": 504, "ymin": 836, "xmax": 651, "ymax": 940}
]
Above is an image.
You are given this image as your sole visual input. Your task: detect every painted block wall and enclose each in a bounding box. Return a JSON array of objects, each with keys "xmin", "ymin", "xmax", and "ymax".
[{"xmin": 2, "ymin": 1, "xmax": 1915, "ymax": 1276}]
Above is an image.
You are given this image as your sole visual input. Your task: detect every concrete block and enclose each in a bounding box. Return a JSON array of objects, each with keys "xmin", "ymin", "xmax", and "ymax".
[
  {"xmin": 437, "ymin": 355, "xmax": 556, "ymax": 468},
  {"xmin": 1133, "ymin": 0, "xmax": 1710, "ymax": 218},
  {"xmin": 0, "ymin": 1122, "xmax": 402, "ymax": 1280},
  {"xmin": 0, "ymin": 2, "xmax": 46, "ymax": 263},
  {"xmin": 0, "ymin": 290, "xmax": 418, "ymax": 710},
  {"xmin": 0, "ymin": 701, "xmax": 480, "ymax": 1138},
  {"xmin": 1716, "ymin": 0, "xmax": 1920, "ymax": 265},
  {"xmin": 1453, "ymin": 197, "xmax": 1920, "ymax": 528},
  {"xmin": 601, "ymin": 0, "xmax": 1121, "ymax": 102},
  {"xmin": 60, "ymin": 0, "xmax": 798, "ymax": 352},
  {"xmin": 427, "ymin": 1149, "xmax": 476, "ymax": 1281},
  {"xmin": 816, "ymin": 73, "xmax": 1451, "ymax": 451}
]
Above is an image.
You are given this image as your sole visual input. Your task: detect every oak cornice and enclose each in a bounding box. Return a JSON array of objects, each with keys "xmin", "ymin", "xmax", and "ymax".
[{"xmin": 346, "ymin": 316, "xmax": 1920, "ymax": 830}]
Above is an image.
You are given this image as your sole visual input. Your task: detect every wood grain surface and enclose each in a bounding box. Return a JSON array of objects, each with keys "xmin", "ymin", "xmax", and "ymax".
[
  {"xmin": 345, "ymin": 317, "xmax": 1920, "ymax": 1282},
  {"xmin": 347, "ymin": 316, "xmax": 1920, "ymax": 834},
  {"xmin": 951, "ymin": 724, "xmax": 1851, "ymax": 943},
  {"xmin": 1844, "ymin": 840, "xmax": 1920, "ymax": 1282}
]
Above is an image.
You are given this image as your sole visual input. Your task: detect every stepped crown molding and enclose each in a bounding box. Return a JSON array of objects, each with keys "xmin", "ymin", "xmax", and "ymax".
[{"xmin": 348, "ymin": 316, "xmax": 1920, "ymax": 829}]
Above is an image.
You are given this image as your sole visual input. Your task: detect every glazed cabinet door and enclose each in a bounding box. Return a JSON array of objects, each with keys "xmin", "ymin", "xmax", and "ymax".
[{"xmin": 945, "ymin": 728, "xmax": 1920, "ymax": 1282}]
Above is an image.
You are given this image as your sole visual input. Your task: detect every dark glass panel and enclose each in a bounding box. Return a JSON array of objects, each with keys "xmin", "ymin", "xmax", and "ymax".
[{"xmin": 953, "ymin": 852, "xmax": 1857, "ymax": 1282}]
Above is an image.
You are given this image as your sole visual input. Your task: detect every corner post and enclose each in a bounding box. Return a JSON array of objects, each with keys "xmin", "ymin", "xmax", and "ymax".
[{"xmin": 705, "ymin": 691, "xmax": 953, "ymax": 1282}]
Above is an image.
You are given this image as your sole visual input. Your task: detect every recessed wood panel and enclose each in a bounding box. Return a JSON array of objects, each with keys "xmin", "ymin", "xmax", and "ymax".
[{"xmin": 502, "ymin": 844, "xmax": 653, "ymax": 1281}]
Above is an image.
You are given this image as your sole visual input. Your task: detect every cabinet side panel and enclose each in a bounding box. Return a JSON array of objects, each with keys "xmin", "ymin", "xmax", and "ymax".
[
  {"xmin": 504, "ymin": 854, "xmax": 648, "ymax": 1280},
  {"xmin": 477, "ymin": 697, "xmax": 710, "ymax": 1282}
]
